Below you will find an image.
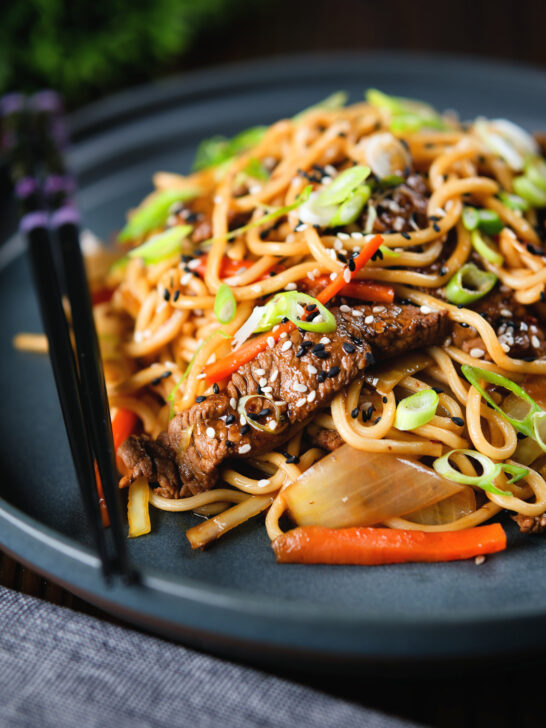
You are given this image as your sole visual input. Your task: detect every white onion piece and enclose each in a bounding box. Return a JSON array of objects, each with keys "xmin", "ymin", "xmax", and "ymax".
[
  {"xmin": 359, "ymin": 132, "xmax": 411, "ymax": 180},
  {"xmin": 298, "ymin": 191, "xmax": 339, "ymax": 227},
  {"xmin": 283, "ymin": 444, "xmax": 463, "ymax": 528},
  {"xmin": 474, "ymin": 118, "xmax": 538, "ymax": 171},
  {"xmin": 232, "ymin": 305, "xmax": 266, "ymax": 350},
  {"xmin": 405, "ymin": 487, "xmax": 476, "ymax": 525}
]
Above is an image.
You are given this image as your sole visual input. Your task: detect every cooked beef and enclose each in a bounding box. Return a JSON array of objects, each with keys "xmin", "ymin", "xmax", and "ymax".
[
  {"xmin": 309, "ymin": 428, "xmax": 344, "ymax": 452},
  {"xmin": 119, "ymin": 303, "xmax": 450, "ymax": 496},
  {"xmin": 451, "ymin": 287, "xmax": 546, "ymax": 360},
  {"xmin": 513, "ymin": 513, "xmax": 546, "ymax": 534},
  {"xmin": 118, "ymin": 432, "xmax": 181, "ymax": 498},
  {"xmin": 368, "ymin": 174, "xmax": 429, "ymax": 234}
]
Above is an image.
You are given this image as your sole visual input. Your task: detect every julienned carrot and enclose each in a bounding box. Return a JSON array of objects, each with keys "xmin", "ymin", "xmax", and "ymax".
[
  {"xmin": 309, "ymin": 275, "xmax": 394, "ymax": 304},
  {"xmin": 95, "ymin": 409, "xmax": 139, "ymax": 527},
  {"xmin": 195, "ymin": 255, "xmax": 280, "ymax": 280},
  {"xmin": 203, "ymin": 234, "xmax": 383, "ymax": 383},
  {"xmin": 272, "ymin": 524, "xmax": 507, "ymax": 565}
]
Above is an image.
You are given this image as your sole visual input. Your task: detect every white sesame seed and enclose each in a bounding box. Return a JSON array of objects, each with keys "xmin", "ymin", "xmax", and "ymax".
[
  {"xmin": 338, "ymin": 232, "xmax": 350, "ymax": 240},
  {"xmin": 328, "ymin": 248, "xmax": 337, "ymax": 260},
  {"xmin": 420, "ymin": 305, "xmax": 433, "ymax": 314},
  {"xmin": 521, "ymin": 322, "xmax": 529, "ymax": 331},
  {"xmin": 261, "ymin": 386, "xmax": 273, "ymax": 393},
  {"xmin": 500, "ymin": 309, "xmax": 512, "ymax": 317},
  {"xmin": 259, "ymin": 377, "xmax": 268, "ymax": 387},
  {"xmin": 364, "ymin": 315, "xmax": 374, "ymax": 324},
  {"xmin": 267, "ymin": 336, "xmax": 275, "ymax": 348},
  {"xmin": 272, "ymin": 325, "xmax": 279, "ymax": 332},
  {"xmin": 340, "ymin": 304, "xmax": 351, "ymax": 313},
  {"xmin": 372, "ymin": 305, "xmax": 386, "ymax": 313},
  {"xmin": 334, "ymin": 239, "xmax": 343, "ymax": 251},
  {"xmin": 293, "ymin": 383, "xmax": 307, "ymax": 392},
  {"xmin": 180, "ymin": 272, "xmax": 192, "ymax": 286},
  {"xmin": 230, "ymin": 398, "xmax": 237, "ymax": 409},
  {"xmin": 187, "ymin": 258, "xmax": 201, "ymax": 270},
  {"xmin": 257, "ymin": 479, "xmax": 270, "ymax": 487},
  {"xmin": 206, "ymin": 427, "xmax": 215, "ymax": 438},
  {"xmin": 240, "ymin": 414, "xmax": 247, "ymax": 425},
  {"xmin": 296, "ymin": 397, "xmax": 307, "ymax": 407},
  {"xmin": 284, "ymin": 282, "xmax": 297, "ymax": 291},
  {"xmin": 325, "ymin": 164, "xmax": 337, "ymax": 176},
  {"xmin": 352, "ymin": 310, "xmax": 363, "ymax": 317},
  {"xmin": 255, "ymin": 368, "xmax": 265, "ymax": 376},
  {"xmin": 330, "ymin": 272, "xmax": 338, "ymax": 281},
  {"xmin": 321, "ymin": 175, "xmax": 333, "ymax": 184},
  {"xmin": 280, "ymin": 332, "xmax": 288, "ymax": 339},
  {"xmin": 470, "ymin": 348, "xmax": 485, "ymax": 358},
  {"xmin": 474, "ymin": 555, "xmax": 486, "ymax": 565},
  {"xmin": 320, "ymin": 337, "xmax": 331, "ymax": 344},
  {"xmin": 281, "ymin": 340, "xmax": 292, "ymax": 351},
  {"xmin": 351, "ymin": 232, "xmax": 363, "ymax": 239},
  {"xmin": 271, "ymin": 369, "xmax": 279, "ymax": 382},
  {"xmin": 343, "ymin": 268, "xmax": 351, "ymax": 283},
  {"xmin": 531, "ymin": 325, "xmax": 538, "ymax": 334},
  {"xmin": 532, "ymin": 335, "xmax": 541, "ymax": 348},
  {"xmin": 239, "ymin": 444, "xmax": 252, "ymax": 454},
  {"xmin": 308, "ymin": 365, "xmax": 317, "ymax": 374},
  {"xmin": 267, "ymin": 421, "xmax": 277, "ymax": 430},
  {"xmin": 196, "ymin": 373, "xmax": 206, "ymax": 380},
  {"xmin": 307, "ymin": 390, "xmax": 316, "ymax": 403}
]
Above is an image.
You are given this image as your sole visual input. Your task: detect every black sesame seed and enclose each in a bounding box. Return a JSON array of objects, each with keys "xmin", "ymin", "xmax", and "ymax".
[
  {"xmin": 517, "ymin": 432, "xmax": 526, "ymax": 440},
  {"xmin": 374, "ymin": 416, "xmax": 381, "ymax": 424},
  {"xmin": 365, "ymin": 351, "xmax": 375, "ymax": 366},
  {"xmin": 226, "ymin": 440, "xmax": 234, "ymax": 448},
  {"xmin": 257, "ymin": 386, "xmax": 264, "ymax": 394},
  {"xmin": 348, "ymin": 258, "xmax": 356, "ymax": 272},
  {"xmin": 327, "ymin": 366, "xmax": 340, "ymax": 378},
  {"xmin": 317, "ymin": 371, "xmax": 327, "ymax": 383},
  {"xmin": 351, "ymin": 336, "xmax": 363, "ymax": 346},
  {"xmin": 337, "ymin": 253, "xmax": 348, "ymax": 264},
  {"xmin": 428, "ymin": 215, "xmax": 440, "ymax": 222},
  {"xmin": 342, "ymin": 341, "xmax": 356, "ymax": 354},
  {"xmin": 315, "ymin": 349, "xmax": 330, "ymax": 360},
  {"xmin": 382, "ymin": 396, "xmax": 388, "ymax": 404},
  {"xmin": 225, "ymin": 414, "xmax": 236, "ymax": 425},
  {"xmin": 195, "ymin": 395, "xmax": 206, "ymax": 403},
  {"xmin": 295, "ymin": 346, "xmax": 307, "ymax": 358},
  {"xmin": 312, "ymin": 343, "xmax": 325, "ymax": 353},
  {"xmin": 306, "ymin": 310, "xmax": 319, "ymax": 322},
  {"xmin": 451, "ymin": 416, "xmax": 464, "ymax": 426},
  {"xmin": 301, "ymin": 340, "xmax": 314, "ymax": 349},
  {"xmin": 286, "ymin": 455, "xmax": 300, "ymax": 464},
  {"xmin": 433, "ymin": 223, "xmax": 441, "ymax": 233},
  {"xmin": 173, "ymin": 289, "xmax": 180, "ymax": 302},
  {"xmin": 163, "ymin": 289, "xmax": 170, "ymax": 301},
  {"xmin": 401, "ymin": 232, "xmax": 411, "ymax": 240},
  {"xmin": 281, "ymin": 317, "xmax": 290, "ymax": 324},
  {"xmin": 241, "ymin": 424, "xmax": 251, "ymax": 435},
  {"xmin": 351, "ymin": 407, "xmax": 360, "ymax": 418},
  {"xmin": 432, "ymin": 387, "xmax": 443, "ymax": 394},
  {"xmin": 212, "ymin": 383, "xmax": 220, "ymax": 394},
  {"xmin": 305, "ymin": 303, "xmax": 317, "ymax": 312},
  {"xmin": 459, "ymin": 322, "xmax": 470, "ymax": 328},
  {"xmin": 258, "ymin": 408, "xmax": 272, "ymax": 418},
  {"xmin": 247, "ymin": 412, "xmax": 260, "ymax": 421}
]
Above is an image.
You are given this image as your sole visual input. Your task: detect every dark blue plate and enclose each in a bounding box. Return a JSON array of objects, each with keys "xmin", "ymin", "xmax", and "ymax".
[{"xmin": 2, "ymin": 52, "xmax": 546, "ymax": 669}]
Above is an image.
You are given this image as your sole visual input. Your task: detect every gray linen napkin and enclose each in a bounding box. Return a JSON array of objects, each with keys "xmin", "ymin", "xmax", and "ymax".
[{"xmin": 0, "ymin": 585, "xmax": 422, "ymax": 728}]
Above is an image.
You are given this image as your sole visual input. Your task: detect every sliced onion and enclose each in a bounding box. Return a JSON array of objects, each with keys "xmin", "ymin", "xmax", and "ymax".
[
  {"xmin": 232, "ymin": 305, "xmax": 266, "ymax": 350},
  {"xmin": 359, "ymin": 132, "xmax": 411, "ymax": 180},
  {"xmin": 474, "ymin": 118, "xmax": 538, "ymax": 172},
  {"xmin": 298, "ymin": 190, "xmax": 339, "ymax": 227},
  {"xmin": 283, "ymin": 444, "xmax": 463, "ymax": 528},
  {"xmin": 237, "ymin": 394, "xmax": 285, "ymax": 433},
  {"xmin": 405, "ymin": 487, "xmax": 476, "ymax": 525},
  {"xmin": 127, "ymin": 478, "xmax": 151, "ymax": 538}
]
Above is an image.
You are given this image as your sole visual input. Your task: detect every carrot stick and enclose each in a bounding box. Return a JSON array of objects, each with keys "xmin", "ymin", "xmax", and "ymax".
[
  {"xmin": 272, "ymin": 524, "xmax": 507, "ymax": 565},
  {"xmin": 308, "ymin": 276, "xmax": 394, "ymax": 303},
  {"xmin": 203, "ymin": 234, "xmax": 383, "ymax": 383}
]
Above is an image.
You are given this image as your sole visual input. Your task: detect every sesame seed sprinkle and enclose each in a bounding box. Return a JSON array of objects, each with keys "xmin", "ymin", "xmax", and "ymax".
[
  {"xmin": 293, "ymin": 382, "xmax": 307, "ymax": 392},
  {"xmin": 230, "ymin": 398, "xmax": 237, "ymax": 409},
  {"xmin": 255, "ymin": 368, "xmax": 265, "ymax": 376},
  {"xmin": 259, "ymin": 377, "xmax": 268, "ymax": 387},
  {"xmin": 343, "ymin": 268, "xmax": 351, "ymax": 283},
  {"xmin": 239, "ymin": 444, "xmax": 252, "ymax": 454},
  {"xmin": 296, "ymin": 397, "xmax": 307, "ymax": 407},
  {"xmin": 320, "ymin": 337, "xmax": 331, "ymax": 344},
  {"xmin": 470, "ymin": 348, "xmax": 485, "ymax": 358},
  {"xmin": 307, "ymin": 391, "xmax": 316, "ymax": 403},
  {"xmin": 532, "ymin": 335, "xmax": 541, "ymax": 348},
  {"xmin": 340, "ymin": 304, "xmax": 351, "ymax": 313},
  {"xmin": 206, "ymin": 427, "xmax": 215, "ymax": 438},
  {"xmin": 364, "ymin": 315, "xmax": 374, "ymax": 324},
  {"xmin": 267, "ymin": 336, "xmax": 275, "ymax": 348},
  {"xmin": 281, "ymin": 340, "xmax": 292, "ymax": 351},
  {"xmin": 352, "ymin": 310, "xmax": 363, "ymax": 317}
]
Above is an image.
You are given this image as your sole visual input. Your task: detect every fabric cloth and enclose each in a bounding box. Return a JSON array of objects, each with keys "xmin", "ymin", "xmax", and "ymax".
[{"xmin": 0, "ymin": 585, "xmax": 421, "ymax": 728}]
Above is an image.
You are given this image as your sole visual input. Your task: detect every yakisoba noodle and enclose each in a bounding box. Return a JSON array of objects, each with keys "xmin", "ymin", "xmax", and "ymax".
[{"xmin": 89, "ymin": 90, "xmax": 546, "ymax": 560}]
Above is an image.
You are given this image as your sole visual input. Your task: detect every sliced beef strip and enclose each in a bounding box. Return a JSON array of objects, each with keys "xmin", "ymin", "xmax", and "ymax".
[
  {"xmin": 119, "ymin": 304, "xmax": 450, "ymax": 496},
  {"xmin": 367, "ymin": 174, "xmax": 429, "ymax": 234},
  {"xmin": 513, "ymin": 513, "xmax": 546, "ymax": 534},
  {"xmin": 308, "ymin": 428, "xmax": 344, "ymax": 452},
  {"xmin": 451, "ymin": 287, "xmax": 546, "ymax": 360}
]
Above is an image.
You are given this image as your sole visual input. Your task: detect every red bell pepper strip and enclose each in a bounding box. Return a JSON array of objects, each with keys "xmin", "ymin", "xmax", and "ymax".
[
  {"xmin": 203, "ymin": 234, "xmax": 383, "ymax": 384},
  {"xmin": 272, "ymin": 524, "xmax": 507, "ymax": 565}
]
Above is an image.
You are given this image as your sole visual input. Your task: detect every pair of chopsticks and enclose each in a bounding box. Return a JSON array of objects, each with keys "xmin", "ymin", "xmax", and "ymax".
[{"xmin": 1, "ymin": 92, "xmax": 136, "ymax": 584}]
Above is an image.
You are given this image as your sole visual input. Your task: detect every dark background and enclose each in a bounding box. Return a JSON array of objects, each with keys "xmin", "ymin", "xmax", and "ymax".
[{"xmin": 2, "ymin": 2, "xmax": 546, "ymax": 727}]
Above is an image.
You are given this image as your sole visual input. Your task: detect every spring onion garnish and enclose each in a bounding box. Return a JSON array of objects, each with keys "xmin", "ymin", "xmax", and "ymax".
[
  {"xmin": 462, "ymin": 207, "xmax": 504, "ymax": 235},
  {"xmin": 292, "ymin": 91, "xmax": 348, "ymax": 122},
  {"xmin": 474, "ymin": 118, "xmax": 538, "ymax": 171},
  {"xmin": 498, "ymin": 191, "xmax": 530, "ymax": 212},
  {"xmin": 192, "ymin": 126, "xmax": 267, "ymax": 171},
  {"xmin": 214, "ymin": 284, "xmax": 237, "ymax": 324},
  {"xmin": 366, "ymin": 88, "xmax": 446, "ymax": 132},
  {"xmin": 433, "ymin": 449, "xmax": 526, "ymax": 496},
  {"xmin": 256, "ymin": 291, "xmax": 336, "ymax": 334},
  {"xmin": 127, "ymin": 225, "xmax": 193, "ymax": 265},
  {"xmin": 200, "ymin": 186, "xmax": 311, "ymax": 248},
  {"xmin": 329, "ymin": 185, "xmax": 371, "ymax": 226},
  {"xmin": 244, "ymin": 157, "xmax": 269, "ymax": 181},
  {"xmin": 525, "ymin": 156, "xmax": 546, "ymax": 192},
  {"xmin": 394, "ymin": 389, "xmax": 439, "ymax": 431},
  {"xmin": 513, "ymin": 175, "xmax": 546, "ymax": 207},
  {"xmin": 378, "ymin": 174, "xmax": 405, "ymax": 188},
  {"xmin": 461, "ymin": 365, "xmax": 546, "ymax": 450},
  {"xmin": 118, "ymin": 190, "xmax": 199, "ymax": 242},
  {"xmin": 471, "ymin": 229, "xmax": 504, "ymax": 266},
  {"xmin": 445, "ymin": 263, "xmax": 497, "ymax": 305},
  {"xmin": 378, "ymin": 244, "xmax": 401, "ymax": 258},
  {"xmin": 317, "ymin": 165, "xmax": 371, "ymax": 206},
  {"xmin": 237, "ymin": 394, "xmax": 285, "ymax": 434}
]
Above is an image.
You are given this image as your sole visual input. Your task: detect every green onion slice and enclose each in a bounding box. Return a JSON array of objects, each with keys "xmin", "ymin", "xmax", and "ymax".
[
  {"xmin": 378, "ymin": 244, "xmax": 401, "ymax": 258},
  {"xmin": 329, "ymin": 185, "xmax": 371, "ymax": 226},
  {"xmin": 214, "ymin": 284, "xmax": 237, "ymax": 324},
  {"xmin": 462, "ymin": 207, "xmax": 504, "ymax": 235},
  {"xmin": 366, "ymin": 89, "xmax": 446, "ymax": 132},
  {"xmin": 127, "ymin": 225, "xmax": 193, "ymax": 265},
  {"xmin": 394, "ymin": 389, "xmax": 439, "ymax": 431},
  {"xmin": 317, "ymin": 165, "xmax": 371, "ymax": 207},
  {"xmin": 445, "ymin": 263, "xmax": 497, "ymax": 305},
  {"xmin": 471, "ymin": 229, "xmax": 504, "ymax": 266},
  {"xmin": 255, "ymin": 291, "xmax": 336, "ymax": 334},
  {"xmin": 461, "ymin": 365, "xmax": 546, "ymax": 448},
  {"xmin": 378, "ymin": 174, "xmax": 405, "ymax": 188},
  {"xmin": 192, "ymin": 126, "xmax": 267, "ymax": 171},
  {"xmin": 462, "ymin": 207, "xmax": 480, "ymax": 231},
  {"xmin": 498, "ymin": 191, "xmax": 530, "ymax": 212},
  {"xmin": 513, "ymin": 175, "xmax": 546, "ymax": 207},
  {"xmin": 292, "ymin": 91, "xmax": 348, "ymax": 122},
  {"xmin": 118, "ymin": 189, "xmax": 199, "ymax": 242},
  {"xmin": 433, "ymin": 449, "xmax": 525, "ymax": 496},
  {"xmin": 524, "ymin": 156, "xmax": 546, "ymax": 192},
  {"xmin": 237, "ymin": 394, "xmax": 286, "ymax": 434},
  {"xmin": 244, "ymin": 157, "xmax": 269, "ymax": 181},
  {"xmin": 200, "ymin": 186, "xmax": 312, "ymax": 247}
]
